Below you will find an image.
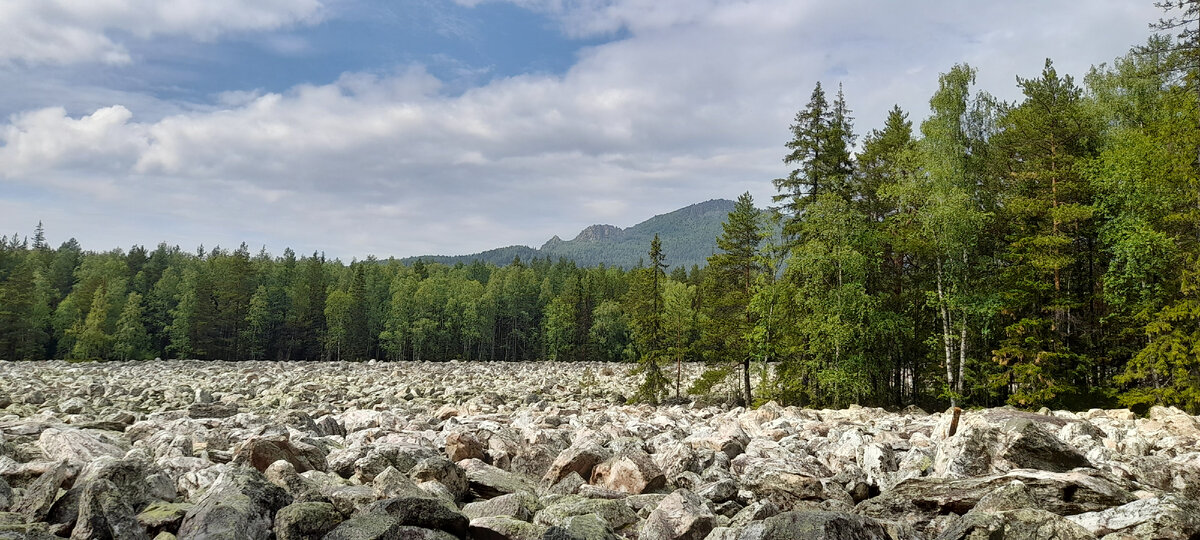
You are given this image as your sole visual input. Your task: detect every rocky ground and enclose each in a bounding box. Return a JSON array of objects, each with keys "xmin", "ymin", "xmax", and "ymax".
[{"xmin": 1, "ymin": 360, "xmax": 1199, "ymax": 540}]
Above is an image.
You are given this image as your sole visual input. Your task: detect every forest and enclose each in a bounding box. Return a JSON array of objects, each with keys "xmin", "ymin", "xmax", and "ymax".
[{"xmin": 0, "ymin": 28, "xmax": 1198, "ymax": 414}]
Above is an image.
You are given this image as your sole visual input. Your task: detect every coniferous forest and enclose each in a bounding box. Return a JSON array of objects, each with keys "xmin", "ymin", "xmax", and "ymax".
[{"xmin": 1, "ymin": 32, "xmax": 1198, "ymax": 414}]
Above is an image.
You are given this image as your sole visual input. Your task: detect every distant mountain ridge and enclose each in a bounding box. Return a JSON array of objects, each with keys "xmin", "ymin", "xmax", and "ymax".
[{"xmin": 402, "ymin": 199, "xmax": 738, "ymax": 269}]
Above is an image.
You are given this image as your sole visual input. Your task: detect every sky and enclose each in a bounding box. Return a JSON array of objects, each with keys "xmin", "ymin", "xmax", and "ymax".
[{"xmin": 0, "ymin": 0, "xmax": 1167, "ymax": 260}]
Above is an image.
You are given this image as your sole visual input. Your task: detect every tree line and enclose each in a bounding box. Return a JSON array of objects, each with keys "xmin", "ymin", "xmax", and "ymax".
[{"xmin": 1, "ymin": 20, "xmax": 1198, "ymax": 412}]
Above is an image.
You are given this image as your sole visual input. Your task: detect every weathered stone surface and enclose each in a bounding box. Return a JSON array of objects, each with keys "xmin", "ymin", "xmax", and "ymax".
[
  {"xmin": 461, "ymin": 492, "xmax": 540, "ymax": 522},
  {"xmin": 458, "ymin": 459, "xmax": 537, "ymax": 499},
  {"xmin": 273, "ymin": 501, "xmax": 343, "ymax": 540},
  {"xmin": 543, "ymin": 435, "xmax": 610, "ymax": 486},
  {"xmin": 590, "ymin": 447, "xmax": 665, "ymax": 495},
  {"xmin": 637, "ymin": 489, "xmax": 714, "ymax": 540},
  {"xmin": 359, "ymin": 497, "xmax": 468, "ymax": 537},
  {"xmin": 38, "ymin": 428, "xmax": 126, "ymax": 466},
  {"xmin": 1066, "ymin": 495, "xmax": 1200, "ymax": 539},
  {"xmin": 444, "ymin": 432, "xmax": 485, "ymax": 463},
  {"xmin": 176, "ymin": 466, "xmax": 292, "ymax": 540},
  {"xmin": 467, "ymin": 516, "xmax": 547, "ymax": 540},
  {"xmin": 936, "ymin": 508, "xmax": 1095, "ymax": 540},
  {"xmin": 231, "ymin": 434, "xmax": 327, "ymax": 473},
  {"xmin": 12, "ymin": 461, "xmax": 71, "ymax": 521},
  {"xmin": 738, "ymin": 511, "xmax": 892, "ymax": 540},
  {"xmin": 70, "ymin": 477, "xmax": 150, "ymax": 540}
]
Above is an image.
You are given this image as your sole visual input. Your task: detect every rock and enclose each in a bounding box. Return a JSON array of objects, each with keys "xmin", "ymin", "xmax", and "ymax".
[
  {"xmin": 233, "ymin": 434, "xmax": 328, "ymax": 473},
  {"xmin": 322, "ymin": 515, "xmax": 456, "ymax": 540},
  {"xmin": 273, "ymin": 501, "xmax": 343, "ymax": 540},
  {"xmin": 462, "ymin": 492, "xmax": 540, "ymax": 522},
  {"xmin": 137, "ymin": 501, "xmax": 194, "ymax": 534},
  {"xmin": 410, "ymin": 457, "xmax": 468, "ymax": 501},
  {"xmin": 186, "ymin": 402, "xmax": 238, "ymax": 419},
  {"xmin": 590, "ymin": 447, "xmax": 665, "ymax": 495},
  {"xmin": 559, "ymin": 513, "xmax": 618, "ymax": 540},
  {"xmin": 857, "ymin": 468, "xmax": 1135, "ymax": 525},
  {"xmin": 458, "ymin": 458, "xmax": 538, "ymax": 499},
  {"xmin": 637, "ymin": 489, "xmax": 714, "ymax": 540},
  {"xmin": 534, "ymin": 496, "xmax": 637, "ymax": 532},
  {"xmin": 58, "ymin": 397, "xmax": 88, "ymax": 415},
  {"xmin": 937, "ymin": 508, "xmax": 1095, "ymax": 540},
  {"xmin": 729, "ymin": 500, "xmax": 780, "ymax": 528},
  {"xmin": 176, "ymin": 466, "xmax": 292, "ymax": 540},
  {"xmin": 739, "ymin": 511, "xmax": 892, "ymax": 540},
  {"xmin": 328, "ymin": 485, "xmax": 379, "ymax": 516},
  {"xmin": 38, "ymin": 427, "xmax": 126, "ymax": 466},
  {"xmin": 315, "ymin": 416, "xmax": 346, "ymax": 438},
  {"xmin": 358, "ymin": 497, "xmax": 469, "ymax": 537},
  {"xmin": 372, "ymin": 466, "xmax": 427, "ymax": 500},
  {"xmin": 12, "ymin": 461, "xmax": 71, "ymax": 521},
  {"xmin": 70, "ymin": 477, "xmax": 150, "ymax": 540},
  {"xmin": 0, "ymin": 477, "xmax": 9, "ymax": 511},
  {"xmin": 543, "ymin": 435, "xmax": 610, "ymax": 486},
  {"xmin": 467, "ymin": 516, "xmax": 548, "ymax": 540},
  {"xmin": 1066, "ymin": 495, "xmax": 1200, "ymax": 539},
  {"xmin": 996, "ymin": 419, "xmax": 1091, "ymax": 473},
  {"xmin": 695, "ymin": 479, "xmax": 737, "ymax": 504},
  {"xmin": 266, "ymin": 460, "xmax": 328, "ymax": 503},
  {"xmin": 444, "ymin": 432, "xmax": 485, "ymax": 463}
]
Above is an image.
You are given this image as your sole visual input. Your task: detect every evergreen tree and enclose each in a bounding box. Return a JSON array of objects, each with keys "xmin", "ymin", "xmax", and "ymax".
[
  {"xmin": 112, "ymin": 292, "xmax": 150, "ymax": 361},
  {"xmin": 700, "ymin": 192, "xmax": 764, "ymax": 405},
  {"xmin": 628, "ymin": 234, "xmax": 671, "ymax": 404},
  {"xmin": 72, "ymin": 285, "xmax": 112, "ymax": 360}
]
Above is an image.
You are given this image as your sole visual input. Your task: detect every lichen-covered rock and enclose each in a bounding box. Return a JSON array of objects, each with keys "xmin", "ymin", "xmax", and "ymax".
[
  {"xmin": 273, "ymin": 501, "xmax": 342, "ymax": 540},
  {"xmin": 1066, "ymin": 495, "xmax": 1200, "ymax": 539},
  {"xmin": 738, "ymin": 511, "xmax": 892, "ymax": 540},
  {"xmin": 176, "ymin": 466, "xmax": 292, "ymax": 540},
  {"xmin": 458, "ymin": 459, "xmax": 537, "ymax": 499},
  {"xmin": 637, "ymin": 489, "xmax": 714, "ymax": 540}
]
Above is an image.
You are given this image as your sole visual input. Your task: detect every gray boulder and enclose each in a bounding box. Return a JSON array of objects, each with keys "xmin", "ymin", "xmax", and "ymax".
[
  {"xmin": 176, "ymin": 466, "xmax": 293, "ymax": 540},
  {"xmin": 637, "ymin": 489, "xmax": 714, "ymax": 540},
  {"xmin": 274, "ymin": 501, "xmax": 343, "ymax": 540}
]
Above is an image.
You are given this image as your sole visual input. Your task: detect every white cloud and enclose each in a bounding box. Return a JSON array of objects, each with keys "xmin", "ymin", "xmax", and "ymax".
[
  {"xmin": 0, "ymin": 0, "xmax": 324, "ymax": 65},
  {"xmin": 0, "ymin": 0, "xmax": 1167, "ymax": 258}
]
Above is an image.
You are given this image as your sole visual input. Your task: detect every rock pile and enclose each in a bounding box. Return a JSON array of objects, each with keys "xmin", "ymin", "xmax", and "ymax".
[{"xmin": 0, "ymin": 360, "xmax": 1198, "ymax": 539}]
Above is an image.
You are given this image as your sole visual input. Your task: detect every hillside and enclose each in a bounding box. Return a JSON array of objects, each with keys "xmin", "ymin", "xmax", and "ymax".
[{"xmin": 401, "ymin": 199, "xmax": 737, "ymax": 269}]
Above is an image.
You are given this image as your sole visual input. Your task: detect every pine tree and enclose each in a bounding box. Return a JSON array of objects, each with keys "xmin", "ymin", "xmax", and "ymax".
[
  {"xmin": 701, "ymin": 192, "xmax": 764, "ymax": 405},
  {"xmin": 774, "ymin": 82, "xmax": 856, "ymax": 239},
  {"xmin": 629, "ymin": 234, "xmax": 671, "ymax": 404},
  {"xmin": 112, "ymin": 292, "xmax": 150, "ymax": 361},
  {"xmin": 993, "ymin": 60, "xmax": 1100, "ymax": 407}
]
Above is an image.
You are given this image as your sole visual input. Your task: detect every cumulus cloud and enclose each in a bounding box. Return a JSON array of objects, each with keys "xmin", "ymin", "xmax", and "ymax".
[
  {"xmin": 0, "ymin": 0, "xmax": 1166, "ymax": 258},
  {"xmin": 0, "ymin": 0, "xmax": 324, "ymax": 65}
]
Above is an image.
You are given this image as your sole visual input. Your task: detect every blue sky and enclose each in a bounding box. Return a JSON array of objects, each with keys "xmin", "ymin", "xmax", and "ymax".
[{"xmin": 0, "ymin": 0, "xmax": 1167, "ymax": 259}]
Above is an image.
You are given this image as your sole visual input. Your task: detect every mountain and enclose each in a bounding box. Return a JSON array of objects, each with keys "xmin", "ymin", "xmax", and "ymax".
[{"xmin": 401, "ymin": 199, "xmax": 738, "ymax": 269}]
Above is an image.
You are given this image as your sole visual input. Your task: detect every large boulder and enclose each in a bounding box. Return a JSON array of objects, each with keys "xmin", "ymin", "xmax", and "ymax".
[
  {"xmin": 358, "ymin": 497, "xmax": 469, "ymax": 538},
  {"xmin": 231, "ymin": 434, "xmax": 327, "ymax": 474},
  {"xmin": 444, "ymin": 432, "xmax": 485, "ymax": 463},
  {"xmin": 637, "ymin": 489, "xmax": 714, "ymax": 540},
  {"xmin": 176, "ymin": 466, "xmax": 292, "ymax": 540},
  {"xmin": 857, "ymin": 468, "xmax": 1134, "ymax": 527},
  {"xmin": 273, "ymin": 501, "xmax": 343, "ymax": 540},
  {"xmin": 11, "ymin": 461, "xmax": 71, "ymax": 522},
  {"xmin": 70, "ymin": 478, "xmax": 150, "ymax": 540},
  {"xmin": 590, "ymin": 446, "xmax": 666, "ymax": 495},
  {"xmin": 1066, "ymin": 495, "xmax": 1200, "ymax": 539},
  {"xmin": 457, "ymin": 459, "xmax": 537, "ymax": 499},
  {"xmin": 322, "ymin": 515, "xmax": 457, "ymax": 540},
  {"xmin": 738, "ymin": 511, "xmax": 892, "ymax": 540},
  {"xmin": 936, "ymin": 508, "xmax": 1094, "ymax": 540},
  {"xmin": 466, "ymin": 516, "xmax": 547, "ymax": 540},
  {"xmin": 461, "ymin": 492, "xmax": 540, "ymax": 522},
  {"xmin": 543, "ymin": 434, "xmax": 610, "ymax": 486},
  {"xmin": 38, "ymin": 428, "xmax": 126, "ymax": 467}
]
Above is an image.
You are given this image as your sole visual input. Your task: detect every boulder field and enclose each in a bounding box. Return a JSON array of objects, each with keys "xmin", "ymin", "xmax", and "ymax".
[{"xmin": 1, "ymin": 360, "xmax": 1199, "ymax": 540}]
